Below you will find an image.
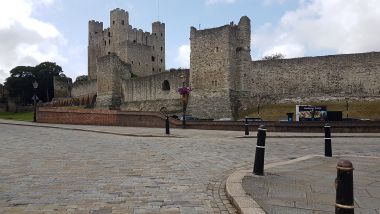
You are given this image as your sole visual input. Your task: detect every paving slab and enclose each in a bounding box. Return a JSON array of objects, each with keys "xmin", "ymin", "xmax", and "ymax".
[
  {"xmin": 242, "ymin": 156, "xmax": 380, "ymax": 213},
  {"xmin": 1, "ymin": 119, "xmax": 380, "ymax": 213}
]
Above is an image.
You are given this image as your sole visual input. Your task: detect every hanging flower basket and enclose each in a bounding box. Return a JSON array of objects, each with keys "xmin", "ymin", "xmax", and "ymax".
[{"xmin": 177, "ymin": 86, "xmax": 192, "ymax": 95}]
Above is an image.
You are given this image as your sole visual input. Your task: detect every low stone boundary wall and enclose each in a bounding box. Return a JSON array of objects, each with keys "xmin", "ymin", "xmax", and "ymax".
[{"xmin": 37, "ymin": 107, "xmax": 380, "ymax": 133}]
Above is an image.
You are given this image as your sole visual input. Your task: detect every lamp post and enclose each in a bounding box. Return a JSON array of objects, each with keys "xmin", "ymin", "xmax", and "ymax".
[
  {"xmin": 257, "ymin": 96, "xmax": 260, "ymax": 118},
  {"xmin": 345, "ymin": 97, "xmax": 349, "ymax": 118},
  {"xmin": 33, "ymin": 81, "xmax": 38, "ymax": 122},
  {"xmin": 177, "ymin": 76, "xmax": 191, "ymax": 129},
  {"xmin": 182, "ymin": 83, "xmax": 186, "ymax": 129}
]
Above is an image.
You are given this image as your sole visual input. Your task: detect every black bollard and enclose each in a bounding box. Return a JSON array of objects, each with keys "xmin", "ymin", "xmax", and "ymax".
[
  {"xmin": 165, "ymin": 116, "xmax": 170, "ymax": 135},
  {"xmin": 253, "ymin": 125, "xmax": 266, "ymax": 176},
  {"xmin": 335, "ymin": 160, "xmax": 354, "ymax": 214},
  {"xmin": 324, "ymin": 124, "xmax": 332, "ymax": 157},
  {"xmin": 245, "ymin": 118, "xmax": 249, "ymax": 136}
]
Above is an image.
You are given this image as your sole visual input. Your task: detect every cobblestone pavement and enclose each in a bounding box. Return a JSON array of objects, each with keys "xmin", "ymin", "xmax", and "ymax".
[
  {"xmin": 243, "ymin": 156, "xmax": 380, "ymax": 214},
  {"xmin": 0, "ymin": 121, "xmax": 379, "ymax": 213}
]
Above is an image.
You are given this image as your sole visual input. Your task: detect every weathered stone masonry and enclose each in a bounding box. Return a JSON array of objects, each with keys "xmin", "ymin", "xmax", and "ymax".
[
  {"xmin": 187, "ymin": 16, "xmax": 380, "ymax": 119},
  {"xmin": 88, "ymin": 8, "xmax": 165, "ymax": 79},
  {"xmin": 53, "ymin": 8, "xmax": 380, "ymax": 120}
]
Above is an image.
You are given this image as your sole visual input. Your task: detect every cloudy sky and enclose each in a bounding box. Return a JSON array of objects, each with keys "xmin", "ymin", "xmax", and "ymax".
[{"xmin": 1, "ymin": 0, "xmax": 380, "ymax": 83}]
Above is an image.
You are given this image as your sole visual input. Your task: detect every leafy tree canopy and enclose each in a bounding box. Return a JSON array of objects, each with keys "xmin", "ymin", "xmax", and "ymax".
[
  {"xmin": 262, "ymin": 53, "xmax": 285, "ymax": 60},
  {"xmin": 75, "ymin": 75, "xmax": 88, "ymax": 83},
  {"xmin": 4, "ymin": 62, "xmax": 66, "ymax": 105}
]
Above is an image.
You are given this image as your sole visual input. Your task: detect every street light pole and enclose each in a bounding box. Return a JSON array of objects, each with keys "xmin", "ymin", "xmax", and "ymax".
[
  {"xmin": 33, "ymin": 81, "xmax": 38, "ymax": 122},
  {"xmin": 257, "ymin": 96, "xmax": 260, "ymax": 118},
  {"xmin": 345, "ymin": 98, "xmax": 349, "ymax": 118},
  {"xmin": 182, "ymin": 81, "xmax": 186, "ymax": 129}
]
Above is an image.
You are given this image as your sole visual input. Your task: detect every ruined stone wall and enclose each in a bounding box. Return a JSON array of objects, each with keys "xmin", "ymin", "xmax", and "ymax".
[
  {"xmin": 53, "ymin": 77, "xmax": 72, "ymax": 98},
  {"xmin": 96, "ymin": 54, "xmax": 131, "ymax": 108},
  {"xmin": 71, "ymin": 80, "xmax": 97, "ymax": 98},
  {"xmin": 187, "ymin": 25, "xmax": 235, "ymax": 119},
  {"xmin": 240, "ymin": 52, "xmax": 380, "ymax": 108},
  {"xmin": 187, "ymin": 17, "xmax": 251, "ymax": 119},
  {"xmin": 121, "ymin": 70, "xmax": 189, "ymax": 112}
]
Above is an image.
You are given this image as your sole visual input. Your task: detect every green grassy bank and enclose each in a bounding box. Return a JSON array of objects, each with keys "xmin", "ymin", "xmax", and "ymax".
[{"xmin": 0, "ymin": 111, "xmax": 34, "ymax": 122}]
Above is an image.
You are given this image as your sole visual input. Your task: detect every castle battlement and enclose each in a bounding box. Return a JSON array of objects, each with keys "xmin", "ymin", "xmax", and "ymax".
[{"xmin": 88, "ymin": 9, "xmax": 165, "ymax": 80}]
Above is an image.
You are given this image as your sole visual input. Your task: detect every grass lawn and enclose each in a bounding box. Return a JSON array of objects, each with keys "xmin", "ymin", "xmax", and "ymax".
[
  {"xmin": 0, "ymin": 111, "xmax": 34, "ymax": 122},
  {"xmin": 244, "ymin": 100, "xmax": 380, "ymax": 121}
]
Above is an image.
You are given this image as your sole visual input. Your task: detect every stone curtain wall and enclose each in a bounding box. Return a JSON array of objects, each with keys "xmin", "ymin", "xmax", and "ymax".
[
  {"xmin": 71, "ymin": 80, "xmax": 97, "ymax": 98},
  {"xmin": 121, "ymin": 70, "xmax": 189, "ymax": 112},
  {"xmin": 53, "ymin": 77, "xmax": 72, "ymax": 99},
  {"xmin": 241, "ymin": 52, "xmax": 380, "ymax": 105},
  {"xmin": 187, "ymin": 25, "xmax": 235, "ymax": 119},
  {"xmin": 96, "ymin": 54, "xmax": 131, "ymax": 108}
]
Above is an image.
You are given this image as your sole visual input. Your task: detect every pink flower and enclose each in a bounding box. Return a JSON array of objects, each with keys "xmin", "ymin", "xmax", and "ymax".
[{"xmin": 177, "ymin": 86, "xmax": 192, "ymax": 95}]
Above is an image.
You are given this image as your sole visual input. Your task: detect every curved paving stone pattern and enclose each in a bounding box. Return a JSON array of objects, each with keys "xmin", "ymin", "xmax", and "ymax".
[
  {"xmin": 0, "ymin": 123, "xmax": 379, "ymax": 213},
  {"xmin": 242, "ymin": 156, "xmax": 380, "ymax": 214}
]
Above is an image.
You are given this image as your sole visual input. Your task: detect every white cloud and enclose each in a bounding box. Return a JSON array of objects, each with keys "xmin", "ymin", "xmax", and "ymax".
[
  {"xmin": 205, "ymin": 0, "xmax": 236, "ymax": 5},
  {"xmin": 253, "ymin": 0, "xmax": 380, "ymax": 59},
  {"xmin": 175, "ymin": 45, "xmax": 190, "ymax": 68},
  {"xmin": 0, "ymin": 0, "xmax": 66, "ymax": 84},
  {"xmin": 263, "ymin": 0, "xmax": 286, "ymax": 6}
]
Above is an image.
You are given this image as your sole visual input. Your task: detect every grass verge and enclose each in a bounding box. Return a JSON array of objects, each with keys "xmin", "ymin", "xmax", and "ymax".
[{"xmin": 0, "ymin": 111, "xmax": 34, "ymax": 122}]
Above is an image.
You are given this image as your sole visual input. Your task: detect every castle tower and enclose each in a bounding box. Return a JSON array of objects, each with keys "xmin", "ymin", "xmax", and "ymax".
[
  {"xmin": 87, "ymin": 9, "xmax": 166, "ymax": 80},
  {"xmin": 109, "ymin": 8, "xmax": 129, "ymax": 50},
  {"xmin": 152, "ymin": 22, "xmax": 165, "ymax": 73},
  {"xmin": 187, "ymin": 17, "xmax": 252, "ymax": 119},
  {"xmin": 88, "ymin": 20, "xmax": 103, "ymax": 80}
]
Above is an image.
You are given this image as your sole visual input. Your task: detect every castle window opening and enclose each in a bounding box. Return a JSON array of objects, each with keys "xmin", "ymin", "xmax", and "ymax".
[
  {"xmin": 160, "ymin": 59, "xmax": 163, "ymax": 63},
  {"xmin": 215, "ymin": 47, "xmax": 219, "ymax": 52},
  {"xmin": 108, "ymin": 32, "xmax": 111, "ymax": 37},
  {"xmin": 109, "ymin": 39, "xmax": 111, "ymax": 44},
  {"xmin": 131, "ymin": 61, "xmax": 134, "ymax": 64},
  {"xmin": 108, "ymin": 52, "xmax": 110, "ymax": 54},
  {"xmin": 133, "ymin": 40, "xmax": 136, "ymax": 43},
  {"xmin": 113, "ymin": 20, "xmax": 115, "ymax": 25},
  {"xmin": 161, "ymin": 33, "xmax": 163, "ymax": 36},
  {"xmin": 104, "ymin": 41, "xmax": 106, "ymax": 46},
  {"xmin": 152, "ymin": 68, "xmax": 155, "ymax": 72},
  {"xmin": 162, "ymin": 80, "xmax": 170, "ymax": 91},
  {"xmin": 121, "ymin": 20, "xmax": 124, "ymax": 25},
  {"xmin": 159, "ymin": 68, "xmax": 162, "ymax": 72},
  {"xmin": 152, "ymin": 56, "xmax": 155, "ymax": 62},
  {"xmin": 95, "ymin": 31, "xmax": 98, "ymax": 34},
  {"xmin": 161, "ymin": 47, "xmax": 163, "ymax": 51}
]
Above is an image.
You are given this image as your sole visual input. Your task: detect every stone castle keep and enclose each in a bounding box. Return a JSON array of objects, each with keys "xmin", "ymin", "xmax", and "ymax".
[{"xmin": 54, "ymin": 8, "xmax": 380, "ymax": 120}]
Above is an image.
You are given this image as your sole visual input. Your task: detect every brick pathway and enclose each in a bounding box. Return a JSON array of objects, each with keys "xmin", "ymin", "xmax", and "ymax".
[{"xmin": 0, "ymin": 121, "xmax": 379, "ymax": 213}]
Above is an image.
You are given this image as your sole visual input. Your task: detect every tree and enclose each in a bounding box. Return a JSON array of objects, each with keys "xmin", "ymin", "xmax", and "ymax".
[
  {"xmin": 4, "ymin": 62, "xmax": 65, "ymax": 104},
  {"xmin": 75, "ymin": 75, "xmax": 88, "ymax": 83},
  {"xmin": 4, "ymin": 66, "xmax": 35, "ymax": 105},
  {"xmin": 262, "ymin": 53, "xmax": 285, "ymax": 60},
  {"xmin": 34, "ymin": 62, "xmax": 63, "ymax": 102}
]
